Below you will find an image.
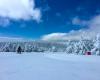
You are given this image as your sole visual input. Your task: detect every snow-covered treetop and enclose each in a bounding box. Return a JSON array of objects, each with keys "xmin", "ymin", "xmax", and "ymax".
[{"xmin": 96, "ymin": 34, "xmax": 100, "ymax": 41}]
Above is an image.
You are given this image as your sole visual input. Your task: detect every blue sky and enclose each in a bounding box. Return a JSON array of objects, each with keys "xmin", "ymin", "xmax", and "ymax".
[{"xmin": 0, "ymin": 0, "xmax": 100, "ymax": 40}]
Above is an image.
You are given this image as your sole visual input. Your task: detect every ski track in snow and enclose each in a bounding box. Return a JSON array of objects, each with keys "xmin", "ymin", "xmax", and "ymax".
[{"xmin": 0, "ymin": 52, "xmax": 100, "ymax": 80}]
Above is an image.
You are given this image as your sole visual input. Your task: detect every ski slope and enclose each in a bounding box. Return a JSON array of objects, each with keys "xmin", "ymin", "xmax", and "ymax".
[{"xmin": 0, "ymin": 52, "xmax": 100, "ymax": 80}]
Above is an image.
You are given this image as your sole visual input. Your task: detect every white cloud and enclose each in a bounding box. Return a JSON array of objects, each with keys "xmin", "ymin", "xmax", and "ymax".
[
  {"xmin": 41, "ymin": 30, "xmax": 91, "ymax": 41},
  {"xmin": 89, "ymin": 15, "xmax": 100, "ymax": 33},
  {"xmin": 41, "ymin": 15, "xmax": 100, "ymax": 41},
  {"xmin": 72, "ymin": 17, "xmax": 81, "ymax": 25},
  {"xmin": 72, "ymin": 17, "xmax": 88, "ymax": 26},
  {"xmin": 41, "ymin": 33, "xmax": 67, "ymax": 41},
  {"xmin": 0, "ymin": 0, "xmax": 41, "ymax": 22}
]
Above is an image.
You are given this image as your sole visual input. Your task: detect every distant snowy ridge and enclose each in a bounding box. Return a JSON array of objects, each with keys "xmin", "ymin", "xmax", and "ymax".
[{"xmin": 0, "ymin": 37, "xmax": 33, "ymax": 42}]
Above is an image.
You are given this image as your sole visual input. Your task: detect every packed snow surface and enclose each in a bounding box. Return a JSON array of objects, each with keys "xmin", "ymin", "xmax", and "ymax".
[{"xmin": 0, "ymin": 52, "xmax": 100, "ymax": 80}]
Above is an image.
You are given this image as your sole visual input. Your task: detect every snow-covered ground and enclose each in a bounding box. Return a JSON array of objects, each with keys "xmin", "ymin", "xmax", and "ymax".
[{"xmin": 0, "ymin": 52, "xmax": 100, "ymax": 80}]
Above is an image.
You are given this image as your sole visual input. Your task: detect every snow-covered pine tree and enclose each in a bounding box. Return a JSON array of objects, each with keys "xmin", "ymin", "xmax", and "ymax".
[{"xmin": 91, "ymin": 34, "xmax": 100, "ymax": 55}]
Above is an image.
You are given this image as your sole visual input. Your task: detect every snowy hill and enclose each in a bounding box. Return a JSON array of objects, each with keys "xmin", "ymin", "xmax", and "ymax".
[{"xmin": 0, "ymin": 52, "xmax": 100, "ymax": 80}]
